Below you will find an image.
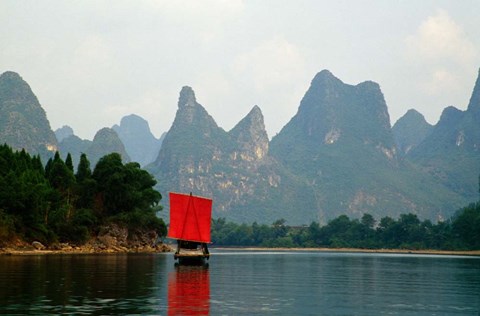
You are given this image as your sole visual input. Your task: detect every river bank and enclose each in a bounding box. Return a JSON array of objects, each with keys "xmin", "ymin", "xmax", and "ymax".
[
  {"xmin": 0, "ymin": 242, "xmax": 173, "ymax": 255},
  {"xmin": 0, "ymin": 239, "xmax": 173, "ymax": 256},
  {"xmin": 0, "ymin": 223, "xmax": 174, "ymax": 255},
  {"xmin": 212, "ymin": 246, "xmax": 480, "ymax": 257},
  {"xmin": 2, "ymin": 242, "xmax": 479, "ymax": 257}
]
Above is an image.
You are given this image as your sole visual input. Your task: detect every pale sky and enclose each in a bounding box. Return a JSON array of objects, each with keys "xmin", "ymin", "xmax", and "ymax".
[{"xmin": 1, "ymin": 1, "xmax": 479, "ymax": 140}]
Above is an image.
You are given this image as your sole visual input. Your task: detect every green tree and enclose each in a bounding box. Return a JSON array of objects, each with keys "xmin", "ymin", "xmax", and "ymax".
[
  {"xmin": 92, "ymin": 153, "xmax": 126, "ymax": 216},
  {"xmin": 75, "ymin": 153, "xmax": 96, "ymax": 209},
  {"xmin": 92, "ymin": 153, "xmax": 165, "ymax": 236},
  {"xmin": 377, "ymin": 216, "xmax": 398, "ymax": 248},
  {"xmin": 46, "ymin": 152, "xmax": 76, "ymax": 222},
  {"xmin": 65, "ymin": 153, "xmax": 74, "ymax": 173},
  {"xmin": 452, "ymin": 203, "xmax": 480, "ymax": 250},
  {"xmin": 397, "ymin": 213, "xmax": 425, "ymax": 249},
  {"xmin": 272, "ymin": 218, "xmax": 287, "ymax": 239}
]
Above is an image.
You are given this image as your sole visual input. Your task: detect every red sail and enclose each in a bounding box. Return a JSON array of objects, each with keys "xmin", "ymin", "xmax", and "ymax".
[{"xmin": 167, "ymin": 192, "xmax": 212, "ymax": 243}]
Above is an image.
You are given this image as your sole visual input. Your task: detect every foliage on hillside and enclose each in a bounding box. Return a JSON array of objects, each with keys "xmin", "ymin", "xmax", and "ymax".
[
  {"xmin": 212, "ymin": 201, "xmax": 480, "ymax": 250},
  {"xmin": 0, "ymin": 144, "xmax": 166, "ymax": 246}
]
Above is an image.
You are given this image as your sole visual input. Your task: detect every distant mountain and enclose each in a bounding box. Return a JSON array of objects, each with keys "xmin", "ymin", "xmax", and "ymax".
[
  {"xmin": 2, "ymin": 69, "xmax": 476, "ymax": 224},
  {"xmin": 58, "ymin": 134, "xmax": 92, "ymax": 167},
  {"xmin": 112, "ymin": 114, "xmax": 163, "ymax": 167},
  {"xmin": 58, "ymin": 127, "xmax": 131, "ymax": 169},
  {"xmin": 0, "ymin": 71, "xmax": 57, "ymax": 160},
  {"xmin": 408, "ymin": 69, "xmax": 480, "ymax": 201},
  {"xmin": 270, "ymin": 70, "xmax": 464, "ymax": 222},
  {"xmin": 392, "ymin": 109, "xmax": 433, "ymax": 156},
  {"xmin": 85, "ymin": 128, "xmax": 131, "ymax": 167},
  {"xmin": 55, "ymin": 125, "xmax": 74, "ymax": 143},
  {"xmin": 148, "ymin": 87, "xmax": 316, "ymax": 224}
]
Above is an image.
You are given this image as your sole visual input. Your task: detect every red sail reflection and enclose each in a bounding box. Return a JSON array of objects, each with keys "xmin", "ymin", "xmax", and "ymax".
[{"xmin": 168, "ymin": 265, "xmax": 210, "ymax": 315}]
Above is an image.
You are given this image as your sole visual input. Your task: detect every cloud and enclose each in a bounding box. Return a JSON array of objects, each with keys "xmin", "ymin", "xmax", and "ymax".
[
  {"xmin": 404, "ymin": 9, "xmax": 478, "ymax": 99},
  {"xmin": 405, "ymin": 9, "xmax": 476, "ymax": 65},
  {"xmin": 229, "ymin": 37, "xmax": 308, "ymax": 137},
  {"xmin": 144, "ymin": 0, "xmax": 244, "ymax": 16},
  {"xmin": 71, "ymin": 35, "xmax": 116, "ymax": 81},
  {"xmin": 424, "ymin": 68, "xmax": 461, "ymax": 95},
  {"xmin": 233, "ymin": 37, "xmax": 306, "ymax": 92}
]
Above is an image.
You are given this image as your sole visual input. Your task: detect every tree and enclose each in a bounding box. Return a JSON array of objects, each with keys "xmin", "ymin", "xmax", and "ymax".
[
  {"xmin": 76, "ymin": 153, "xmax": 92, "ymax": 182},
  {"xmin": 452, "ymin": 203, "xmax": 480, "ymax": 250},
  {"xmin": 92, "ymin": 153, "xmax": 126, "ymax": 216},
  {"xmin": 47, "ymin": 152, "xmax": 75, "ymax": 192},
  {"xmin": 75, "ymin": 153, "xmax": 96, "ymax": 209},
  {"xmin": 377, "ymin": 216, "xmax": 398, "ymax": 247},
  {"xmin": 46, "ymin": 152, "xmax": 76, "ymax": 222},
  {"xmin": 397, "ymin": 213, "xmax": 425, "ymax": 248},
  {"xmin": 361, "ymin": 213, "xmax": 376, "ymax": 229},
  {"xmin": 65, "ymin": 153, "xmax": 74, "ymax": 173},
  {"xmin": 272, "ymin": 218, "xmax": 287, "ymax": 239},
  {"xmin": 92, "ymin": 153, "xmax": 164, "ymax": 235}
]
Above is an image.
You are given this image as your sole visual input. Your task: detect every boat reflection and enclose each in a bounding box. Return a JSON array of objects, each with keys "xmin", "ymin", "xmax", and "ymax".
[{"xmin": 168, "ymin": 264, "xmax": 210, "ymax": 315}]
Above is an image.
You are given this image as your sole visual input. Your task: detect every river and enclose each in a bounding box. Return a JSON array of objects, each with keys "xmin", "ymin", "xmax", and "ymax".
[{"xmin": 1, "ymin": 250, "xmax": 479, "ymax": 315}]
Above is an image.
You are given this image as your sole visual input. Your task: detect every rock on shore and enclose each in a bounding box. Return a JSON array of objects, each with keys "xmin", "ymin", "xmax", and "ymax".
[{"xmin": 0, "ymin": 223, "xmax": 173, "ymax": 255}]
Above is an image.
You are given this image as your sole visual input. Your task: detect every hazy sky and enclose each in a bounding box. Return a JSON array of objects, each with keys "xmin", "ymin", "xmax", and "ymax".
[{"xmin": 1, "ymin": 1, "xmax": 479, "ymax": 140}]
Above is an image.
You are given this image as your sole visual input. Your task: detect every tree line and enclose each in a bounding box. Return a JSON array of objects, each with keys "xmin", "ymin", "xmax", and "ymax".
[
  {"xmin": 212, "ymin": 203, "xmax": 480, "ymax": 250},
  {"xmin": 1, "ymin": 142, "xmax": 478, "ymax": 251},
  {"xmin": 0, "ymin": 144, "xmax": 166, "ymax": 246}
]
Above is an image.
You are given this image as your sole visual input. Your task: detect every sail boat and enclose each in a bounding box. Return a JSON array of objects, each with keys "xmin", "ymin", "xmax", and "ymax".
[{"xmin": 167, "ymin": 192, "xmax": 212, "ymax": 265}]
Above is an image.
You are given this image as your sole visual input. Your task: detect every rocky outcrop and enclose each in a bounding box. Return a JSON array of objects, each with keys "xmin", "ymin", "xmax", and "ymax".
[
  {"xmin": 0, "ymin": 224, "xmax": 172, "ymax": 254},
  {"xmin": 149, "ymin": 86, "xmax": 315, "ymax": 224},
  {"xmin": 230, "ymin": 105, "xmax": 269, "ymax": 162},
  {"xmin": 0, "ymin": 71, "xmax": 57, "ymax": 161}
]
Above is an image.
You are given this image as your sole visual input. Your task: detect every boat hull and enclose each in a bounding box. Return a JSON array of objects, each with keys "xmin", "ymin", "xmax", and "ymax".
[
  {"xmin": 175, "ymin": 253, "xmax": 210, "ymax": 265},
  {"xmin": 174, "ymin": 240, "xmax": 210, "ymax": 265}
]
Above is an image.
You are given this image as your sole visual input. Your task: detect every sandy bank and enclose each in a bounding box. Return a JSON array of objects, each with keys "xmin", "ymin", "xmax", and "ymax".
[{"xmin": 212, "ymin": 247, "xmax": 480, "ymax": 257}]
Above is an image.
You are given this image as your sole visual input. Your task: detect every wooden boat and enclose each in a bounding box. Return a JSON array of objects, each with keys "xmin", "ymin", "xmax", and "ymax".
[{"xmin": 167, "ymin": 192, "xmax": 212, "ymax": 265}]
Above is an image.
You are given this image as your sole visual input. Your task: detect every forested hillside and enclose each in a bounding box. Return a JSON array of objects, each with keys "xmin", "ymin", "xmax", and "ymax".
[{"xmin": 0, "ymin": 144, "xmax": 166, "ymax": 246}]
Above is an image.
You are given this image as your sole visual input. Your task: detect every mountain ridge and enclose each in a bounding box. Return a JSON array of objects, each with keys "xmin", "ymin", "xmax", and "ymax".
[{"xmin": 1, "ymin": 69, "xmax": 478, "ymax": 224}]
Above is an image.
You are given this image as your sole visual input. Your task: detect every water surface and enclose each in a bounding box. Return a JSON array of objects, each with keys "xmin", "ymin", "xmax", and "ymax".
[{"xmin": 1, "ymin": 250, "xmax": 479, "ymax": 315}]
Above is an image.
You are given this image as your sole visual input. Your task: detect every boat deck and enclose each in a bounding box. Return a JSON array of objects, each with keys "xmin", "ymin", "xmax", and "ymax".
[{"xmin": 174, "ymin": 248, "xmax": 209, "ymax": 258}]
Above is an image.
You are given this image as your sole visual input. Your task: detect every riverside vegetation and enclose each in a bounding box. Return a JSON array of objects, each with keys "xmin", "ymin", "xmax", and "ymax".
[
  {"xmin": 0, "ymin": 143, "xmax": 478, "ymax": 252},
  {"xmin": 0, "ymin": 144, "xmax": 166, "ymax": 250},
  {"xmin": 211, "ymin": 202, "xmax": 480, "ymax": 251}
]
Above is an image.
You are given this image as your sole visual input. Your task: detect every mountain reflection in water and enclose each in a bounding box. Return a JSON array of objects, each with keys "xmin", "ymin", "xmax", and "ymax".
[
  {"xmin": 168, "ymin": 264, "xmax": 210, "ymax": 315},
  {"xmin": 0, "ymin": 251, "xmax": 479, "ymax": 315}
]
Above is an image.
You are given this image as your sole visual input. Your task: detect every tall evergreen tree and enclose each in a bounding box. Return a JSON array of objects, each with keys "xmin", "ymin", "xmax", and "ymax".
[
  {"xmin": 76, "ymin": 153, "xmax": 92, "ymax": 182},
  {"xmin": 65, "ymin": 153, "xmax": 74, "ymax": 173},
  {"xmin": 75, "ymin": 153, "xmax": 96, "ymax": 209}
]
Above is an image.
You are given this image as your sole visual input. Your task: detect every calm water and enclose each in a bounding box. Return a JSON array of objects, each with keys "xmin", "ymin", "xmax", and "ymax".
[{"xmin": 0, "ymin": 250, "xmax": 479, "ymax": 315}]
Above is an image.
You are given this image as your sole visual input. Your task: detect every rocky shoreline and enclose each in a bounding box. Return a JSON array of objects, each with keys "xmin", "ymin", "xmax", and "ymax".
[{"xmin": 0, "ymin": 223, "xmax": 174, "ymax": 255}]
